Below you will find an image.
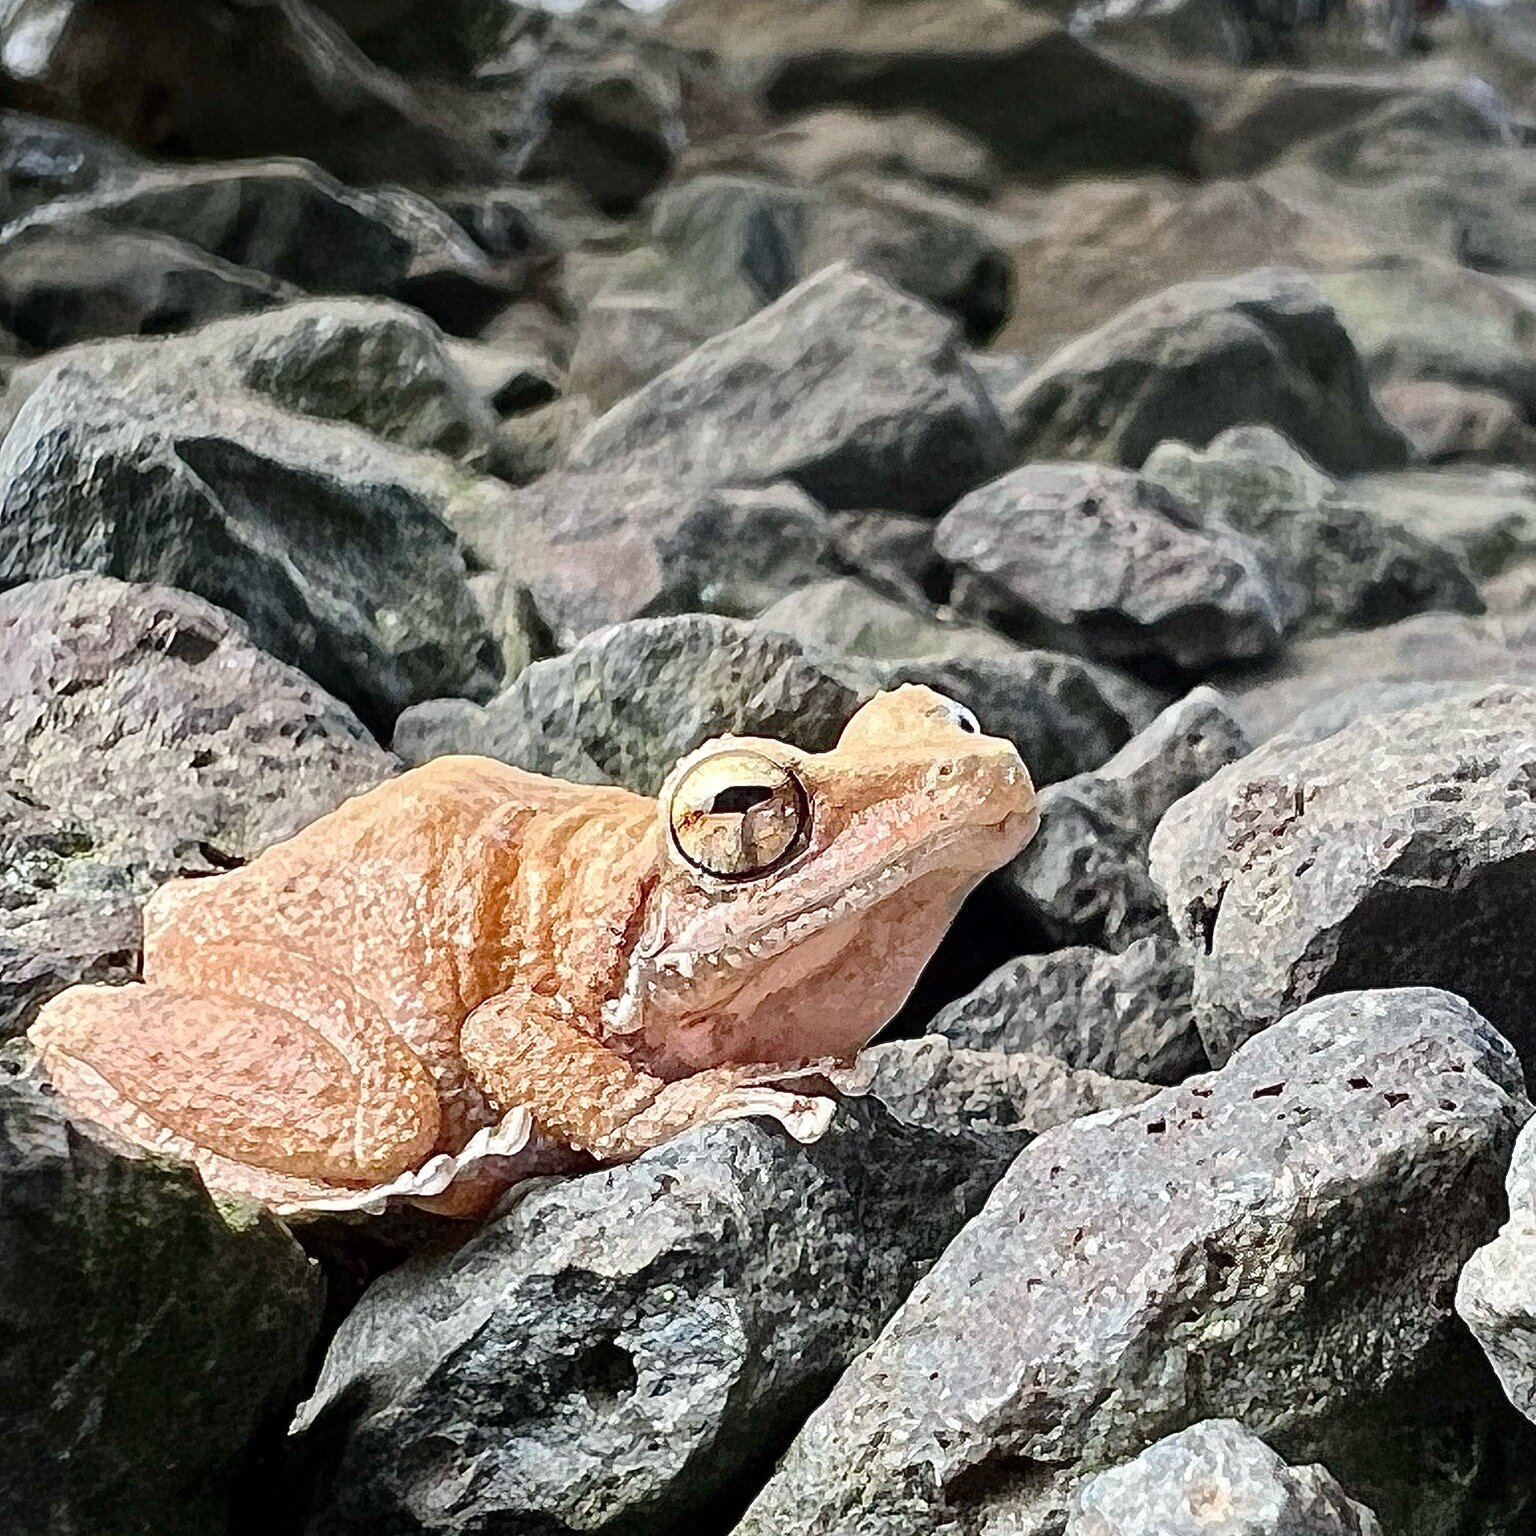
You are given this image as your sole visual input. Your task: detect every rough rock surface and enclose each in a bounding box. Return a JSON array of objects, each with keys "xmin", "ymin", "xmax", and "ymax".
[
  {"xmin": 570, "ymin": 263, "xmax": 1009, "ymax": 515},
  {"xmin": 661, "ymin": 0, "xmax": 1200, "ymax": 179},
  {"xmin": 394, "ymin": 614, "xmax": 865, "ymax": 794},
  {"xmin": 0, "ymin": 1070, "xmax": 324, "ymax": 1536},
  {"xmin": 1066, "ymin": 1420, "xmax": 1382, "ymax": 1536},
  {"xmin": 1151, "ymin": 684, "xmax": 1536, "ymax": 1066},
  {"xmin": 858, "ymin": 1034, "xmax": 1154, "ymax": 1139},
  {"xmin": 1459, "ymin": 1117, "xmax": 1536, "ymax": 1426},
  {"xmin": 467, "ymin": 472, "xmax": 843, "ymax": 647},
  {"xmin": 0, "ymin": 575, "xmax": 393, "ymax": 1037},
  {"xmin": 1001, "ymin": 689, "xmax": 1250, "ymax": 950},
  {"xmin": 936, "ymin": 462, "xmax": 1289, "ymax": 673},
  {"xmin": 293, "ymin": 1098, "xmax": 1017, "ymax": 1535},
  {"xmin": 737, "ymin": 988, "xmax": 1536, "ymax": 1536},
  {"xmin": 0, "ymin": 361, "xmax": 500, "ymax": 733},
  {"xmin": 1143, "ymin": 427, "xmax": 1482, "ymax": 637},
  {"xmin": 928, "ymin": 938, "xmax": 1205, "ymax": 1086},
  {"xmin": 999, "ymin": 268, "xmax": 1410, "ymax": 476}
]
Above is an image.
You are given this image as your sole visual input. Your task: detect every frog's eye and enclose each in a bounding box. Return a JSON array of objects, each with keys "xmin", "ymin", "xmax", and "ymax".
[
  {"xmin": 668, "ymin": 749, "xmax": 809, "ymax": 879},
  {"xmin": 939, "ymin": 697, "xmax": 981, "ymax": 734}
]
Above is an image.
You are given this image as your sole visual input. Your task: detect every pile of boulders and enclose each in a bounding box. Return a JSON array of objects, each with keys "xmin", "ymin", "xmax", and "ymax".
[{"xmin": 5, "ymin": 0, "xmax": 1536, "ymax": 1532}]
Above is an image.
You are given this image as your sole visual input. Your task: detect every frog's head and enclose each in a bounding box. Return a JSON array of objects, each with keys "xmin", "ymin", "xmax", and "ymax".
[{"xmin": 605, "ymin": 685, "xmax": 1038, "ymax": 1076}]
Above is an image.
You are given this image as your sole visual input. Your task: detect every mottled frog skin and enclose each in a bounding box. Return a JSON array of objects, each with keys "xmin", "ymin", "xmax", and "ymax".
[{"xmin": 30, "ymin": 687, "xmax": 1037, "ymax": 1216}]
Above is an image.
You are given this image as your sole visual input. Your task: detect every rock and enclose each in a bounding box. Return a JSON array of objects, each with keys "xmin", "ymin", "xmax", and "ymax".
[
  {"xmin": 759, "ymin": 107, "xmax": 998, "ymax": 201},
  {"xmin": 0, "ymin": 363, "xmax": 501, "ymax": 734},
  {"xmin": 1068, "ymin": 0, "xmax": 1252, "ymax": 64},
  {"xmin": 999, "ymin": 268, "xmax": 1410, "ymax": 475},
  {"xmin": 991, "ymin": 178, "xmax": 1375, "ymax": 358},
  {"xmin": 0, "ymin": 108, "xmax": 142, "ymax": 220},
  {"xmin": 0, "ymin": 1069, "xmax": 324, "ymax": 1536},
  {"xmin": 1150, "ymin": 684, "xmax": 1536, "ymax": 1067},
  {"xmin": 936, "ymin": 463, "xmax": 1288, "ymax": 673},
  {"xmin": 0, "ymin": 219, "xmax": 295, "ymax": 349},
  {"xmin": 393, "ymin": 614, "xmax": 865, "ymax": 794},
  {"xmin": 1229, "ymin": 612, "xmax": 1536, "ymax": 741},
  {"xmin": 292, "ymin": 1097, "xmax": 1016, "ymax": 1536},
  {"xmin": 7, "ymin": 298, "xmax": 501, "ymax": 465},
  {"xmin": 8, "ymin": 158, "xmax": 505, "ymax": 332},
  {"xmin": 828, "ymin": 511, "xmax": 950, "ymax": 603},
  {"xmin": 855, "ymin": 1036, "xmax": 1154, "ymax": 1139},
  {"xmin": 1264, "ymin": 91, "xmax": 1536, "ymax": 282},
  {"xmin": 1196, "ymin": 71, "xmax": 1421, "ymax": 177},
  {"xmin": 1377, "ymin": 381, "xmax": 1536, "ymax": 471},
  {"xmin": 1317, "ymin": 257, "xmax": 1536, "ymax": 414},
  {"xmin": 755, "ymin": 577, "xmax": 1018, "ymax": 665},
  {"xmin": 570, "ymin": 263, "xmax": 1009, "ymax": 515},
  {"xmin": 0, "ymin": 0, "xmax": 492, "ymax": 189},
  {"xmin": 1347, "ymin": 465, "xmax": 1536, "ymax": 613},
  {"xmin": 754, "ymin": 578, "xmax": 1161, "ymax": 784},
  {"xmin": 738, "ymin": 988, "xmax": 1536, "ymax": 1536},
  {"xmin": 0, "ymin": 575, "xmax": 394, "ymax": 1037},
  {"xmin": 1142, "ymin": 427, "xmax": 1482, "ymax": 636},
  {"xmin": 1459, "ymin": 1116, "xmax": 1536, "ymax": 1426},
  {"xmin": 1066, "ymin": 1420, "xmax": 1382, "ymax": 1536},
  {"xmin": 465, "ymin": 472, "xmax": 843, "ymax": 648},
  {"xmin": 1001, "ymin": 688, "xmax": 1250, "ymax": 950},
  {"xmin": 928, "ymin": 937, "xmax": 1206, "ymax": 1086},
  {"xmin": 661, "ymin": 0, "xmax": 1200, "ymax": 180}
]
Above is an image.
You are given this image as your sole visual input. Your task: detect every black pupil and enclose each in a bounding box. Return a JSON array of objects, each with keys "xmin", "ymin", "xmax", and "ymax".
[{"xmin": 711, "ymin": 784, "xmax": 775, "ymax": 815}]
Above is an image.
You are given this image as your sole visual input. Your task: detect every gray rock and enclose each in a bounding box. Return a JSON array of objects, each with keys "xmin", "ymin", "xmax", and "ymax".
[
  {"xmin": 1230, "ymin": 611, "xmax": 1536, "ymax": 741},
  {"xmin": 738, "ymin": 988, "xmax": 1536, "ymax": 1536},
  {"xmin": 1000, "ymin": 268, "xmax": 1409, "ymax": 476},
  {"xmin": 0, "ymin": 575, "xmax": 394, "ymax": 1036},
  {"xmin": 5, "ymin": 298, "xmax": 501, "ymax": 466},
  {"xmin": 0, "ymin": 1069, "xmax": 324, "ymax": 1536},
  {"xmin": 293, "ymin": 1097, "xmax": 1017, "ymax": 1536},
  {"xmin": 936, "ymin": 463, "xmax": 1289, "ymax": 673},
  {"xmin": 753, "ymin": 578, "xmax": 1162, "ymax": 785},
  {"xmin": 856, "ymin": 1036, "xmax": 1154, "ymax": 1139},
  {"xmin": 1067, "ymin": 1420, "xmax": 1381, "ymax": 1536},
  {"xmin": 466, "ymin": 472, "xmax": 843, "ymax": 648},
  {"xmin": 570, "ymin": 262, "xmax": 1009, "ymax": 515},
  {"xmin": 0, "ymin": 220, "xmax": 294, "ymax": 350},
  {"xmin": 393, "ymin": 614, "xmax": 865, "ymax": 795},
  {"xmin": 1001, "ymin": 689, "xmax": 1251, "ymax": 950},
  {"xmin": 661, "ymin": 0, "xmax": 1199, "ymax": 180},
  {"xmin": 7, "ymin": 158, "xmax": 504, "ymax": 330},
  {"xmin": 1150, "ymin": 684, "xmax": 1536, "ymax": 1067},
  {"xmin": 929, "ymin": 938, "xmax": 1206, "ymax": 1086},
  {"xmin": 1143, "ymin": 427, "xmax": 1482, "ymax": 637},
  {"xmin": 828, "ymin": 510, "xmax": 949, "ymax": 603},
  {"xmin": 0, "ymin": 0, "xmax": 493, "ymax": 191},
  {"xmin": 0, "ymin": 361, "xmax": 501, "ymax": 733},
  {"xmin": 1460, "ymin": 1116, "xmax": 1536, "ymax": 1427},
  {"xmin": 1347, "ymin": 464, "xmax": 1536, "ymax": 614},
  {"xmin": 1317, "ymin": 257, "xmax": 1536, "ymax": 415},
  {"xmin": 0, "ymin": 108, "xmax": 142, "ymax": 221},
  {"xmin": 1376, "ymin": 381, "xmax": 1536, "ymax": 474}
]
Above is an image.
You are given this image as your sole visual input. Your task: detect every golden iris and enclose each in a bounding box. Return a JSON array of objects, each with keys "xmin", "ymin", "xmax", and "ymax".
[{"xmin": 668, "ymin": 750, "xmax": 809, "ymax": 878}]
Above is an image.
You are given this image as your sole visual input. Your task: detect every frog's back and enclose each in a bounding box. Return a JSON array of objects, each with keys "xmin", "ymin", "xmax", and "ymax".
[{"xmin": 142, "ymin": 756, "xmax": 644, "ymax": 1068}]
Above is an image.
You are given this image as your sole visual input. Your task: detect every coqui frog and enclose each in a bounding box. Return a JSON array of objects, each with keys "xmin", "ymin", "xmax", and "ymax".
[{"xmin": 29, "ymin": 686, "xmax": 1037, "ymax": 1217}]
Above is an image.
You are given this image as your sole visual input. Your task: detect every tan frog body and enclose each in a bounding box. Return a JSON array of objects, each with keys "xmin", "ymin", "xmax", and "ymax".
[{"xmin": 29, "ymin": 687, "xmax": 1037, "ymax": 1217}]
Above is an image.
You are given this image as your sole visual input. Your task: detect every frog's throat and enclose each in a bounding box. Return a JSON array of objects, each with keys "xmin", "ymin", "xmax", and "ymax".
[{"xmin": 599, "ymin": 824, "xmax": 1005, "ymax": 1041}]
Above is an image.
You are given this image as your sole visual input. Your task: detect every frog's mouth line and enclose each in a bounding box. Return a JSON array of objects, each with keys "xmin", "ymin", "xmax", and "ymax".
[{"xmin": 602, "ymin": 799, "xmax": 1038, "ymax": 1038}]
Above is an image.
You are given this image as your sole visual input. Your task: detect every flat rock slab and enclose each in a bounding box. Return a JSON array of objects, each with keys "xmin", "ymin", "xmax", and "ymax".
[
  {"xmin": 1150, "ymin": 683, "xmax": 1536, "ymax": 1068},
  {"xmin": 738, "ymin": 988, "xmax": 1535, "ymax": 1536}
]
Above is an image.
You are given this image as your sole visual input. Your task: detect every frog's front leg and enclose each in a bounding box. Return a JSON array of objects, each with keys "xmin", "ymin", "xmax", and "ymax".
[
  {"xmin": 460, "ymin": 990, "xmax": 837, "ymax": 1161},
  {"xmin": 30, "ymin": 944, "xmax": 442, "ymax": 1185}
]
